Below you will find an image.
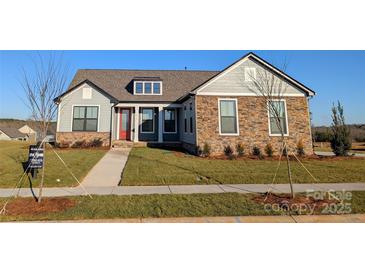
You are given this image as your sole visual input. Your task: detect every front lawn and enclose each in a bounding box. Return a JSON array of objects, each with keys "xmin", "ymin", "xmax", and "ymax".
[
  {"xmin": 0, "ymin": 141, "xmax": 107, "ymax": 188},
  {"xmin": 1, "ymin": 191, "xmax": 365, "ymax": 222},
  {"xmin": 121, "ymin": 147, "xmax": 365, "ymax": 186}
]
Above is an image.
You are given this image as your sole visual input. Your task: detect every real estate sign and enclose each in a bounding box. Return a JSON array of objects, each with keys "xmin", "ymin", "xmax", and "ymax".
[{"xmin": 28, "ymin": 145, "xmax": 44, "ymax": 169}]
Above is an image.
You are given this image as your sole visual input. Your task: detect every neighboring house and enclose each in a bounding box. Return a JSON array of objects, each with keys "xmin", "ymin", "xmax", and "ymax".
[
  {"xmin": 18, "ymin": 124, "xmax": 37, "ymax": 142},
  {"xmin": 54, "ymin": 52, "xmax": 315, "ymax": 155},
  {"xmin": 0, "ymin": 126, "xmax": 28, "ymax": 141}
]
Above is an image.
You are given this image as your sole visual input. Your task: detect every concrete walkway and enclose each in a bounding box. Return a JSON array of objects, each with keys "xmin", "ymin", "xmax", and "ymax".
[
  {"xmin": 53, "ymin": 214, "xmax": 365, "ymax": 223},
  {"xmin": 1, "ymin": 182, "xmax": 365, "ymax": 198},
  {"xmin": 81, "ymin": 148, "xmax": 130, "ymax": 187}
]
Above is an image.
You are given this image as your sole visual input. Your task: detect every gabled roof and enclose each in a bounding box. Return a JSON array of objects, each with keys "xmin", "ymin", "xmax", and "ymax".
[
  {"xmin": 58, "ymin": 69, "xmax": 219, "ymax": 102},
  {"xmin": 0, "ymin": 126, "xmax": 26, "ymax": 138},
  {"xmin": 191, "ymin": 52, "xmax": 316, "ymax": 96}
]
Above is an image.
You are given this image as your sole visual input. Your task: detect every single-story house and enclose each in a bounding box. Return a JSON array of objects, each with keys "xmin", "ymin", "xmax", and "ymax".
[
  {"xmin": 54, "ymin": 52, "xmax": 315, "ymax": 155},
  {"xmin": 0, "ymin": 126, "xmax": 28, "ymax": 141}
]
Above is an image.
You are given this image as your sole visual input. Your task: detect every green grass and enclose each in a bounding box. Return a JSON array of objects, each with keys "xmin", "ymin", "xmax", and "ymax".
[
  {"xmin": 121, "ymin": 147, "xmax": 365, "ymax": 186},
  {"xmin": 1, "ymin": 191, "xmax": 365, "ymax": 222},
  {"xmin": 0, "ymin": 141, "xmax": 107, "ymax": 188}
]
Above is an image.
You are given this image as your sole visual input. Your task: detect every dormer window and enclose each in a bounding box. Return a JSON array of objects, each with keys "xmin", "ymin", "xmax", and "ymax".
[{"xmin": 133, "ymin": 79, "xmax": 162, "ymax": 95}]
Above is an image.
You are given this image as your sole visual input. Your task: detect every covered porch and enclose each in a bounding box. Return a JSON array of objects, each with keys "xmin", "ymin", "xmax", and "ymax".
[{"xmin": 111, "ymin": 103, "xmax": 182, "ymax": 144}]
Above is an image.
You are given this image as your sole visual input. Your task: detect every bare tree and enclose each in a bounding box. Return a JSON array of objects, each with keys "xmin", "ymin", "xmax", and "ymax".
[
  {"xmin": 242, "ymin": 63, "xmax": 295, "ymax": 198},
  {"xmin": 21, "ymin": 53, "xmax": 69, "ymax": 203}
]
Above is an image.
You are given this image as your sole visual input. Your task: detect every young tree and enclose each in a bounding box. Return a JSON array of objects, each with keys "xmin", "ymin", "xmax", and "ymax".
[
  {"xmin": 243, "ymin": 63, "xmax": 296, "ymax": 198},
  {"xmin": 21, "ymin": 53, "xmax": 69, "ymax": 203},
  {"xmin": 330, "ymin": 101, "xmax": 351, "ymax": 156}
]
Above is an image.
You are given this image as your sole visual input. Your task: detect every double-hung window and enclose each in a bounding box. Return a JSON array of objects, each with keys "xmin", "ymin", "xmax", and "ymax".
[
  {"xmin": 141, "ymin": 108, "xmax": 154, "ymax": 133},
  {"xmin": 219, "ymin": 99, "xmax": 238, "ymax": 135},
  {"xmin": 268, "ymin": 100, "xmax": 288, "ymax": 136},
  {"xmin": 72, "ymin": 106, "xmax": 98, "ymax": 132},
  {"xmin": 164, "ymin": 109, "xmax": 176, "ymax": 133}
]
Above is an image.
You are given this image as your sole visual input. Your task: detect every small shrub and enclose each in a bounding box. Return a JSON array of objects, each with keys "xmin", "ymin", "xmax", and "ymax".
[
  {"xmin": 89, "ymin": 138, "xmax": 103, "ymax": 148},
  {"xmin": 71, "ymin": 140, "xmax": 86, "ymax": 148},
  {"xmin": 202, "ymin": 142, "xmax": 211, "ymax": 157},
  {"xmin": 296, "ymin": 140, "xmax": 305, "ymax": 156},
  {"xmin": 264, "ymin": 143, "xmax": 273, "ymax": 157},
  {"xmin": 224, "ymin": 145, "xmax": 234, "ymax": 159},
  {"xmin": 252, "ymin": 146, "xmax": 261, "ymax": 157},
  {"xmin": 196, "ymin": 146, "xmax": 203, "ymax": 156},
  {"xmin": 236, "ymin": 143, "xmax": 245, "ymax": 157}
]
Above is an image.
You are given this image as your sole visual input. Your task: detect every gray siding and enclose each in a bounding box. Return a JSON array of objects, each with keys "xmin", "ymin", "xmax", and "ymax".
[
  {"xmin": 198, "ymin": 59, "xmax": 305, "ymax": 96},
  {"xmin": 57, "ymin": 83, "xmax": 115, "ymax": 132},
  {"xmin": 180, "ymin": 97, "xmax": 196, "ymax": 145}
]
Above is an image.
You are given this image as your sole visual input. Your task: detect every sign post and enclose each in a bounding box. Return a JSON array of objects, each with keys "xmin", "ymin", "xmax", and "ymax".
[{"xmin": 28, "ymin": 145, "xmax": 44, "ymax": 178}]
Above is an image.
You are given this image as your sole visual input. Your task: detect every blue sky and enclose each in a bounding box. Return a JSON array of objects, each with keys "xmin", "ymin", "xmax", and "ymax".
[{"xmin": 0, "ymin": 50, "xmax": 364, "ymax": 126}]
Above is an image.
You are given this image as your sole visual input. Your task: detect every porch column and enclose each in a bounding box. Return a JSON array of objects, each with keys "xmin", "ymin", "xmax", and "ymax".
[
  {"xmin": 134, "ymin": 106, "xmax": 139, "ymax": 142},
  {"xmin": 158, "ymin": 106, "xmax": 163, "ymax": 143}
]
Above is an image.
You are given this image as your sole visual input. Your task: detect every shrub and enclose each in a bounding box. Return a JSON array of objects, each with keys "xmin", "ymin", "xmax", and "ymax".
[
  {"xmin": 296, "ymin": 140, "xmax": 305, "ymax": 156},
  {"xmin": 224, "ymin": 145, "xmax": 234, "ymax": 159},
  {"xmin": 71, "ymin": 140, "xmax": 86, "ymax": 148},
  {"xmin": 196, "ymin": 146, "xmax": 203, "ymax": 156},
  {"xmin": 264, "ymin": 143, "xmax": 273, "ymax": 157},
  {"xmin": 202, "ymin": 142, "xmax": 211, "ymax": 157},
  {"xmin": 252, "ymin": 146, "xmax": 262, "ymax": 158},
  {"xmin": 330, "ymin": 102, "xmax": 351, "ymax": 156},
  {"xmin": 236, "ymin": 143, "xmax": 245, "ymax": 157},
  {"xmin": 89, "ymin": 138, "xmax": 103, "ymax": 148}
]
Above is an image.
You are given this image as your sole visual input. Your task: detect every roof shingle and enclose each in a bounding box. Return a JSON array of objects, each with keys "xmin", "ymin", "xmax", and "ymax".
[{"xmin": 68, "ymin": 69, "xmax": 219, "ymax": 102}]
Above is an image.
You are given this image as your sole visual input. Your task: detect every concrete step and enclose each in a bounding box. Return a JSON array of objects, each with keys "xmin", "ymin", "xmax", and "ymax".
[{"xmin": 112, "ymin": 140, "xmax": 134, "ymax": 148}]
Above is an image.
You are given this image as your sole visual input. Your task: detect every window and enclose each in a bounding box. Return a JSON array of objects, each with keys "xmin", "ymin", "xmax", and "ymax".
[
  {"xmin": 153, "ymin": 82, "xmax": 161, "ymax": 94},
  {"xmin": 184, "ymin": 106, "xmax": 187, "ymax": 133},
  {"xmin": 268, "ymin": 100, "xmax": 288, "ymax": 135},
  {"xmin": 144, "ymin": 83, "xmax": 152, "ymax": 94},
  {"xmin": 134, "ymin": 81, "xmax": 162, "ymax": 95},
  {"xmin": 245, "ymin": 67, "xmax": 256, "ymax": 82},
  {"xmin": 72, "ymin": 106, "xmax": 98, "ymax": 132},
  {"xmin": 164, "ymin": 109, "xmax": 176, "ymax": 133},
  {"xmin": 141, "ymin": 108, "xmax": 154, "ymax": 133},
  {"xmin": 219, "ymin": 99, "xmax": 238, "ymax": 135},
  {"xmin": 135, "ymin": 82, "xmax": 143, "ymax": 94}
]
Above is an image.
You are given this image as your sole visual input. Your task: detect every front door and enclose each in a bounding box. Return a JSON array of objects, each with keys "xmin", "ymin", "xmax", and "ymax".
[{"xmin": 119, "ymin": 108, "xmax": 131, "ymax": 140}]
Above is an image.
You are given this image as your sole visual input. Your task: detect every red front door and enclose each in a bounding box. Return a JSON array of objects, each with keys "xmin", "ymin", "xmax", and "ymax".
[{"xmin": 119, "ymin": 108, "xmax": 131, "ymax": 140}]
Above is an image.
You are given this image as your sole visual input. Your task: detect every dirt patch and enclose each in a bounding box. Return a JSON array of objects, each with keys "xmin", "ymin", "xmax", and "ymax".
[
  {"xmin": 253, "ymin": 193, "xmax": 337, "ymax": 214},
  {"xmin": 5, "ymin": 197, "xmax": 77, "ymax": 216}
]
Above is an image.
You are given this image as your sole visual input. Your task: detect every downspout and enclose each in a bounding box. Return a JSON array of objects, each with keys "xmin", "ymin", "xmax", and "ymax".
[{"xmin": 307, "ymin": 95, "xmax": 314, "ymax": 153}]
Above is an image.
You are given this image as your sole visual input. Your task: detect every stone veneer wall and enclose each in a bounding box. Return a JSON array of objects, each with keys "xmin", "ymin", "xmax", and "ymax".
[
  {"xmin": 56, "ymin": 132, "xmax": 111, "ymax": 147},
  {"xmin": 195, "ymin": 95, "xmax": 313, "ymax": 156}
]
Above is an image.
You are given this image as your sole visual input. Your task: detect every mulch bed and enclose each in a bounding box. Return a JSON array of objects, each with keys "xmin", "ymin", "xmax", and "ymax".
[{"xmin": 5, "ymin": 197, "xmax": 77, "ymax": 216}]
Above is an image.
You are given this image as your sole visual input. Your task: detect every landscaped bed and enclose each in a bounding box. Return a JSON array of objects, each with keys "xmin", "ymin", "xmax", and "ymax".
[
  {"xmin": 121, "ymin": 147, "xmax": 365, "ymax": 186},
  {"xmin": 1, "ymin": 191, "xmax": 364, "ymax": 221},
  {"xmin": 0, "ymin": 141, "xmax": 107, "ymax": 188}
]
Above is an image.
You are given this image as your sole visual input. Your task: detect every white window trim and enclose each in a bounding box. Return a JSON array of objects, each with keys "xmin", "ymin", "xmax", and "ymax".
[
  {"xmin": 244, "ymin": 67, "xmax": 256, "ymax": 82},
  {"xmin": 218, "ymin": 98, "xmax": 239, "ymax": 136},
  {"xmin": 267, "ymin": 99, "xmax": 289, "ymax": 137},
  {"xmin": 140, "ymin": 107, "xmax": 155, "ymax": 134},
  {"xmin": 133, "ymin": 81, "xmax": 163, "ymax": 95},
  {"xmin": 71, "ymin": 104, "xmax": 100, "ymax": 132},
  {"xmin": 163, "ymin": 108, "xmax": 177, "ymax": 134}
]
